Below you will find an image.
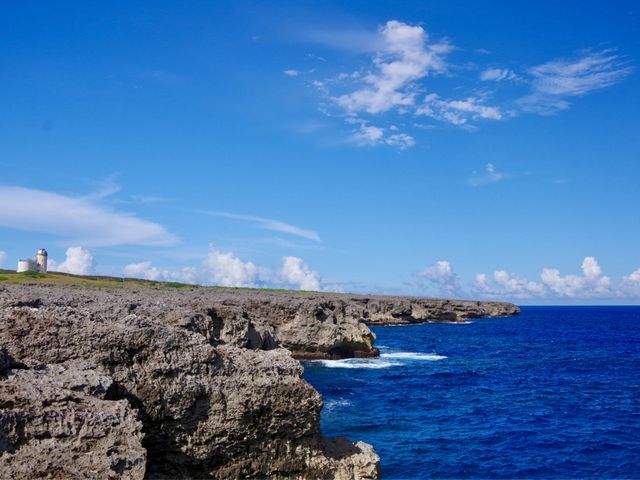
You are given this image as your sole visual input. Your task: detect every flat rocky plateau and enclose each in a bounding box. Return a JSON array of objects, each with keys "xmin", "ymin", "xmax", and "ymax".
[{"xmin": 0, "ymin": 284, "xmax": 518, "ymax": 479}]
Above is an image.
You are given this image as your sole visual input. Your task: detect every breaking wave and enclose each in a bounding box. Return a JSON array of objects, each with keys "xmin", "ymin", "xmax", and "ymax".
[
  {"xmin": 315, "ymin": 358, "xmax": 404, "ymax": 369},
  {"xmin": 381, "ymin": 352, "xmax": 448, "ymax": 361}
]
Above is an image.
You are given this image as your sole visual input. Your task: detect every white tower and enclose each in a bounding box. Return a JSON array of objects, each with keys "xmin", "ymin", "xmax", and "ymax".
[{"xmin": 36, "ymin": 249, "xmax": 48, "ymax": 273}]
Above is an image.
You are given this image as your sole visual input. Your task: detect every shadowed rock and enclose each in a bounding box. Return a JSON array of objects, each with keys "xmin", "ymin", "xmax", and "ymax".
[{"xmin": 0, "ymin": 285, "xmax": 380, "ymax": 479}]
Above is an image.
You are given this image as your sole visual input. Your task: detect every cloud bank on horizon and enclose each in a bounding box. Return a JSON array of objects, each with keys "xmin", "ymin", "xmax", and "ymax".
[{"xmin": 418, "ymin": 257, "xmax": 640, "ymax": 301}]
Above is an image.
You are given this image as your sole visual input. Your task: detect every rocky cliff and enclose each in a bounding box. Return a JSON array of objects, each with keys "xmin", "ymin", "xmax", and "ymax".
[{"xmin": 0, "ymin": 284, "xmax": 518, "ymax": 478}]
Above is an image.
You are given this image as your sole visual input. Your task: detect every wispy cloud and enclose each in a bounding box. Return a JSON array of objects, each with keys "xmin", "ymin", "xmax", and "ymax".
[
  {"xmin": 417, "ymin": 94, "xmax": 503, "ymax": 126},
  {"xmin": 283, "ymin": 69, "xmax": 300, "ymax": 77},
  {"xmin": 350, "ymin": 121, "xmax": 415, "ymax": 150},
  {"xmin": 336, "ymin": 20, "xmax": 452, "ymax": 114},
  {"xmin": 0, "ymin": 186, "xmax": 177, "ymax": 247},
  {"xmin": 467, "ymin": 163, "xmax": 506, "ymax": 187},
  {"xmin": 480, "ymin": 67, "xmax": 520, "ymax": 82},
  {"xmin": 200, "ymin": 211, "xmax": 321, "ymax": 242},
  {"xmin": 300, "ymin": 21, "xmax": 631, "ymax": 147},
  {"xmin": 518, "ymin": 50, "xmax": 633, "ymax": 114}
]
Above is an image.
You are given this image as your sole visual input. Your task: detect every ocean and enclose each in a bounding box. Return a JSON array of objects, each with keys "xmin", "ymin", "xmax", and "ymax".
[{"xmin": 302, "ymin": 306, "xmax": 640, "ymax": 479}]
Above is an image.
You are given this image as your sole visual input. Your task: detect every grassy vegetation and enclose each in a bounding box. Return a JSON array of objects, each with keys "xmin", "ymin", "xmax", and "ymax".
[
  {"xmin": 0, "ymin": 269, "xmax": 318, "ymax": 294},
  {"xmin": 0, "ymin": 270, "xmax": 197, "ymax": 289}
]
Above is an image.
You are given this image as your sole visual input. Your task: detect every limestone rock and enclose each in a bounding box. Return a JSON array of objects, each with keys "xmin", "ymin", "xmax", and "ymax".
[
  {"xmin": 0, "ymin": 285, "xmax": 379, "ymax": 478},
  {"xmin": 0, "ymin": 360, "xmax": 146, "ymax": 479}
]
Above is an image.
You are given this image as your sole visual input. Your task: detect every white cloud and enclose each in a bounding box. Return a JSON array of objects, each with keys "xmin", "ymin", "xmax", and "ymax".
[
  {"xmin": 124, "ymin": 261, "xmax": 162, "ymax": 280},
  {"xmin": 50, "ymin": 246, "xmax": 95, "ymax": 275},
  {"xmin": 0, "ymin": 186, "xmax": 177, "ymax": 247},
  {"xmin": 0, "ymin": 250, "xmax": 6, "ymax": 267},
  {"xmin": 336, "ymin": 20, "xmax": 452, "ymax": 114},
  {"xmin": 468, "ymin": 163, "xmax": 506, "ymax": 187},
  {"xmin": 283, "ymin": 69, "xmax": 300, "ymax": 77},
  {"xmin": 416, "ymin": 260, "xmax": 461, "ymax": 295},
  {"xmin": 519, "ymin": 50, "xmax": 633, "ymax": 113},
  {"xmin": 279, "ymin": 256, "xmax": 321, "ymax": 291},
  {"xmin": 620, "ymin": 268, "xmax": 640, "ymax": 297},
  {"xmin": 417, "ymin": 93, "xmax": 502, "ymax": 126},
  {"xmin": 352, "ymin": 124, "xmax": 385, "ymax": 144},
  {"xmin": 123, "ymin": 261, "xmax": 198, "ymax": 284},
  {"xmin": 200, "ymin": 211, "xmax": 321, "ymax": 242},
  {"xmin": 480, "ymin": 68, "xmax": 519, "ymax": 82},
  {"xmin": 350, "ymin": 122, "xmax": 415, "ymax": 150},
  {"xmin": 386, "ymin": 133, "xmax": 416, "ymax": 150},
  {"xmin": 123, "ymin": 249, "xmax": 326, "ymax": 291},
  {"xmin": 474, "ymin": 271, "xmax": 545, "ymax": 299},
  {"xmin": 455, "ymin": 256, "xmax": 640, "ymax": 301},
  {"xmin": 541, "ymin": 256, "xmax": 612, "ymax": 298},
  {"xmin": 202, "ymin": 245, "xmax": 259, "ymax": 287}
]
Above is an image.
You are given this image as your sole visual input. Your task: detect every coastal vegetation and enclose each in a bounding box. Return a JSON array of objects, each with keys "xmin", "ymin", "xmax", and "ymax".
[{"xmin": 0, "ymin": 269, "xmax": 314, "ymax": 293}]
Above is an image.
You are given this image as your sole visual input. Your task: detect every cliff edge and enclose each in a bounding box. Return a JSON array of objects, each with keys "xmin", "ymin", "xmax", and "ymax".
[{"xmin": 0, "ymin": 284, "xmax": 518, "ymax": 478}]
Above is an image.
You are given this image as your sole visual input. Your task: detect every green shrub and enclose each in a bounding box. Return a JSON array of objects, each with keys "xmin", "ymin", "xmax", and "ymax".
[{"xmin": 21, "ymin": 271, "xmax": 47, "ymax": 279}]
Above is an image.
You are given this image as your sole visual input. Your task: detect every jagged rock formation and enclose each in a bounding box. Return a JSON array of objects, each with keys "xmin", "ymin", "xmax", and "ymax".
[
  {"xmin": 0, "ymin": 286, "xmax": 380, "ymax": 479},
  {"xmin": 0, "ymin": 349, "xmax": 146, "ymax": 479},
  {"xmin": 348, "ymin": 297, "xmax": 521, "ymax": 325},
  {"xmin": 0, "ymin": 284, "xmax": 518, "ymax": 478}
]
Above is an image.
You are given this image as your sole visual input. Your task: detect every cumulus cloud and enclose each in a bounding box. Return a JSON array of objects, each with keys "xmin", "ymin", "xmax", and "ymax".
[
  {"xmin": 474, "ymin": 271, "xmax": 545, "ymax": 299},
  {"xmin": 350, "ymin": 123, "xmax": 415, "ymax": 150},
  {"xmin": 541, "ymin": 256, "xmax": 612, "ymax": 298},
  {"xmin": 416, "ymin": 260, "xmax": 461, "ymax": 295},
  {"xmin": 472, "ymin": 257, "xmax": 634, "ymax": 300},
  {"xmin": 202, "ymin": 246, "xmax": 259, "ymax": 287},
  {"xmin": 123, "ymin": 261, "xmax": 199, "ymax": 284},
  {"xmin": 336, "ymin": 20, "xmax": 452, "ymax": 114},
  {"xmin": 0, "ymin": 250, "xmax": 6, "ymax": 266},
  {"xmin": 518, "ymin": 50, "xmax": 633, "ymax": 114},
  {"xmin": 416, "ymin": 94, "xmax": 503, "ymax": 126},
  {"xmin": 123, "ymin": 248, "xmax": 326, "ymax": 291},
  {"xmin": 279, "ymin": 256, "xmax": 321, "ymax": 291},
  {"xmin": 480, "ymin": 68, "xmax": 519, "ymax": 82},
  {"xmin": 620, "ymin": 268, "xmax": 640, "ymax": 297},
  {"xmin": 200, "ymin": 211, "xmax": 321, "ymax": 242},
  {"xmin": 467, "ymin": 163, "xmax": 506, "ymax": 187},
  {"xmin": 0, "ymin": 186, "xmax": 177, "ymax": 247},
  {"xmin": 50, "ymin": 246, "xmax": 95, "ymax": 275}
]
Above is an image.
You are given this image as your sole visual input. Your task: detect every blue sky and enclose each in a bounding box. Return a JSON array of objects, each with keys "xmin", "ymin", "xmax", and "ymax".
[{"xmin": 1, "ymin": 1, "xmax": 639, "ymax": 303}]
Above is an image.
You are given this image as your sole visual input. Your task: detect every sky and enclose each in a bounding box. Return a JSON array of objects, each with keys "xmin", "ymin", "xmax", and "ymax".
[{"xmin": 1, "ymin": 1, "xmax": 639, "ymax": 304}]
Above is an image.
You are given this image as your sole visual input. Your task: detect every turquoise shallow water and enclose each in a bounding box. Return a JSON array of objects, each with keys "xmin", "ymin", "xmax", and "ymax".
[{"xmin": 302, "ymin": 307, "xmax": 640, "ymax": 479}]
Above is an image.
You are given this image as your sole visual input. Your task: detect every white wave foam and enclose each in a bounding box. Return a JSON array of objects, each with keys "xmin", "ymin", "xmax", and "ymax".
[
  {"xmin": 324, "ymin": 398, "xmax": 352, "ymax": 410},
  {"xmin": 316, "ymin": 358, "xmax": 403, "ymax": 369},
  {"xmin": 381, "ymin": 352, "xmax": 448, "ymax": 361}
]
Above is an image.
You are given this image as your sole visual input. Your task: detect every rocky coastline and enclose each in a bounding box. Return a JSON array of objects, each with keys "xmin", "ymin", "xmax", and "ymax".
[{"xmin": 0, "ymin": 284, "xmax": 518, "ymax": 478}]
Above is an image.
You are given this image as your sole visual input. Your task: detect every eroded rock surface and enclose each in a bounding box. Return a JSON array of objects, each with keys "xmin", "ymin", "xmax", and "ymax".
[
  {"xmin": 0, "ymin": 352, "xmax": 146, "ymax": 479},
  {"xmin": 0, "ymin": 284, "xmax": 517, "ymax": 478},
  {"xmin": 0, "ymin": 285, "xmax": 380, "ymax": 479}
]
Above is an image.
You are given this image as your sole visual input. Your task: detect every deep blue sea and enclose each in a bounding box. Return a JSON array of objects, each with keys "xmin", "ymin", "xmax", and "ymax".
[{"xmin": 302, "ymin": 307, "xmax": 640, "ymax": 479}]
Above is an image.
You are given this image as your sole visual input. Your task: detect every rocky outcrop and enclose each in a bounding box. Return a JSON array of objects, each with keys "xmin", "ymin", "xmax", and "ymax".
[
  {"xmin": 0, "ymin": 286, "xmax": 380, "ymax": 479},
  {"xmin": 0, "ymin": 284, "xmax": 517, "ymax": 478},
  {"xmin": 0, "ymin": 351, "xmax": 146, "ymax": 479},
  {"xmin": 346, "ymin": 297, "xmax": 521, "ymax": 325}
]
